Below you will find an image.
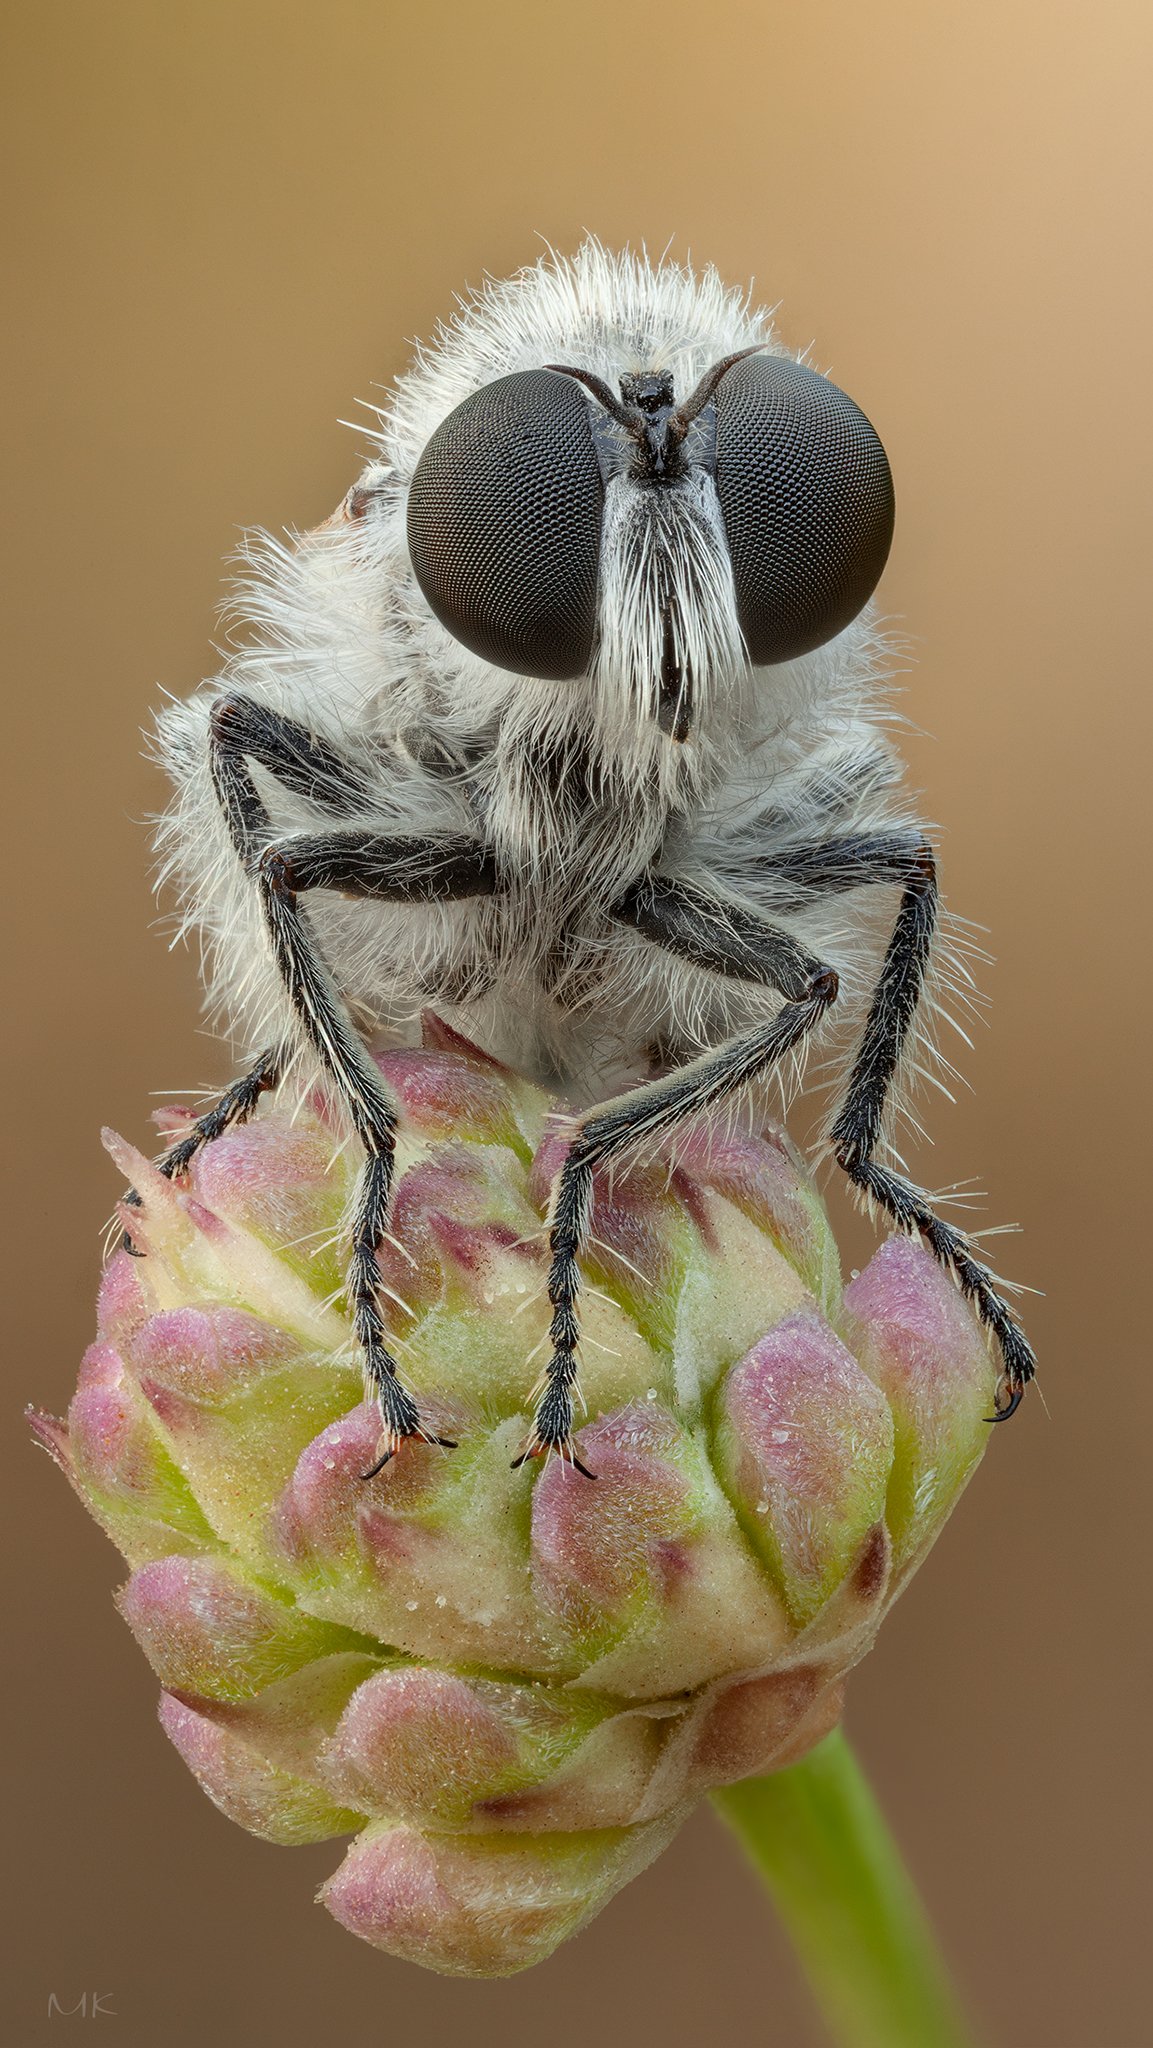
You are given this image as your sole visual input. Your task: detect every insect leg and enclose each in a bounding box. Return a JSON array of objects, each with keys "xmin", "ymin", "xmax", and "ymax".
[
  {"xmin": 266, "ymin": 829, "xmax": 499, "ymax": 901},
  {"xmin": 255, "ymin": 832, "xmax": 498, "ymax": 1460},
  {"xmin": 515, "ymin": 876, "xmax": 839, "ymax": 1470},
  {"xmin": 750, "ymin": 829, "xmax": 931, "ymax": 907},
  {"xmin": 209, "ymin": 699, "xmax": 496, "ymax": 1463},
  {"xmin": 825, "ymin": 839, "xmax": 1036, "ymax": 1417},
  {"xmin": 121, "ymin": 1042, "xmax": 285, "ymax": 1252},
  {"xmin": 121, "ymin": 703, "xmax": 382, "ymax": 1249},
  {"xmin": 205, "ymin": 692, "xmax": 375, "ymax": 814}
]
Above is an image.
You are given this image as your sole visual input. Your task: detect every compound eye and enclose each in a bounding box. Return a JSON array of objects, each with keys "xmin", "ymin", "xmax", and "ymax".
[
  {"xmin": 714, "ymin": 355, "xmax": 895, "ymax": 666},
  {"xmin": 406, "ymin": 369, "xmax": 603, "ymax": 680}
]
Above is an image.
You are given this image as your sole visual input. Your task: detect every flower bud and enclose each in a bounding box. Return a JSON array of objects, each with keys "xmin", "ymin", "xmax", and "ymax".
[
  {"xmin": 158, "ymin": 1653, "xmax": 376, "ymax": 1845},
  {"xmin": 320, "ymin": 1810, "xmax": 687, "ymax": 1978},
  {"xmin": 35, "ymin": 1022, "xmax": 998, "ymax": 1975},
  {"xmin": 715, "ymin": 1309, "xmax": 893, "ymax": 1624},
  {"xmin": 844, "ymin": 1236, "xmax": 994, "ymax": 1578},
  {"xmin": 118, "ymin": 1554, "xmax": 363, "ymax": 1701}
]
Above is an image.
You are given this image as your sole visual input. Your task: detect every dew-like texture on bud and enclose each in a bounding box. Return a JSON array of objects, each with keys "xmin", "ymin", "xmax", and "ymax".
[
  {"xmin": 34, "ymin": 1018, "xmax": 998, "ymax": 1975},
  {"xmin": 117, "ymin": 1554, "xmax": 367, "ymax": 1701},
  {"xmin": 715, "ymin": 1311, "xmax": 894, "ymax": 1624},
  {"xmin": 158, "ymin": 1652, "xmax": 378, "ymax": 1844}
]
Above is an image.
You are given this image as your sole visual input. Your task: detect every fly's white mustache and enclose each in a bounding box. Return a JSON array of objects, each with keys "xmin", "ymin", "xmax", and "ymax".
[
  {"xmin": 592, "ymin": 463, "xmax": 747, "ymax": 745},
  {"xmin": 139, "ymin": 237, "xmax": 1035, "ymax": 1489}
]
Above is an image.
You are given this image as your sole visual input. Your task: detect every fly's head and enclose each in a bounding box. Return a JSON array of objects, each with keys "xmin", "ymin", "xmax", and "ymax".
[{"xmin": 402, "ymin": 255, "xmax": 894, "ymax": 747}]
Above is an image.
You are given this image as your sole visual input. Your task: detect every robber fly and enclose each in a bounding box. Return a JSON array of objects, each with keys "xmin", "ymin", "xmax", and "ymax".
[{"xmin": 135, "ymin": 240, "xmax": 1034, "ymax": 1475}]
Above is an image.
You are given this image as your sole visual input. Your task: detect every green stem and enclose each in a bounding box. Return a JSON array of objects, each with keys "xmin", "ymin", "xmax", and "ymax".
[{"xmin": 711, "ymin": 1729, "xmax": 976, "ymax": 2048}]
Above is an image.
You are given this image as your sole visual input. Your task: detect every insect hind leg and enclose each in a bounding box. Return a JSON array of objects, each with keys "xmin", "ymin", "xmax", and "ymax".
[
  {"xmin": 837, "ymin": 1154, "xmax": 1035, "ymax": 1418},
  {"xmin": 827, "ymin": 840, "xmax": 1036, "ymax": 1417}
]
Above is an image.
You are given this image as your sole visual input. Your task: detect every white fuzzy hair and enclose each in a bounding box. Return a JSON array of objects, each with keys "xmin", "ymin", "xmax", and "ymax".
[{"xmin": 153, "ymin": 236, "xmax": 965, "ymax": 1150}]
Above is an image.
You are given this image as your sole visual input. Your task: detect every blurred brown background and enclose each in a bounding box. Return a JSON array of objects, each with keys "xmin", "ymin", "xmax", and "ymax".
[{"xmin": 4, "ymin": 3, "xmax": 1149, "ymax": 2042}]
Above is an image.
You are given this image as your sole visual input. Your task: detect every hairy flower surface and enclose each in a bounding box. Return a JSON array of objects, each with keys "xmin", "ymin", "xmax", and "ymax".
[{"xmin": 32, "ymin": 1020, "xmax": 996, "ymax": 1977}]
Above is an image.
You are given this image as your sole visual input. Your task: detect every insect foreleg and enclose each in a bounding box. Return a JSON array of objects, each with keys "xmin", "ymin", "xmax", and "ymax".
[
  {"xmin": 826, "ymin": 839, "xmax": 1036, "ymax": 1417},
  {"xmin": 515, "ymin": 879, "xmax": 839, "ymax": 1471}
]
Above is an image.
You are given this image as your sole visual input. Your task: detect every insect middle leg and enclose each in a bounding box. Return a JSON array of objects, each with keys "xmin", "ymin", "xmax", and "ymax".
[
  {"xmin": 255, "ymin": 829, "xmax": 498, "ymax": 1461},
  {"xmin": 515, "ymin": 879, "xmax": 839, "ymax": 1469},
  {"xmin": 204, "ymin": 694, "xmax": 499, "ymax": 1462}
]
